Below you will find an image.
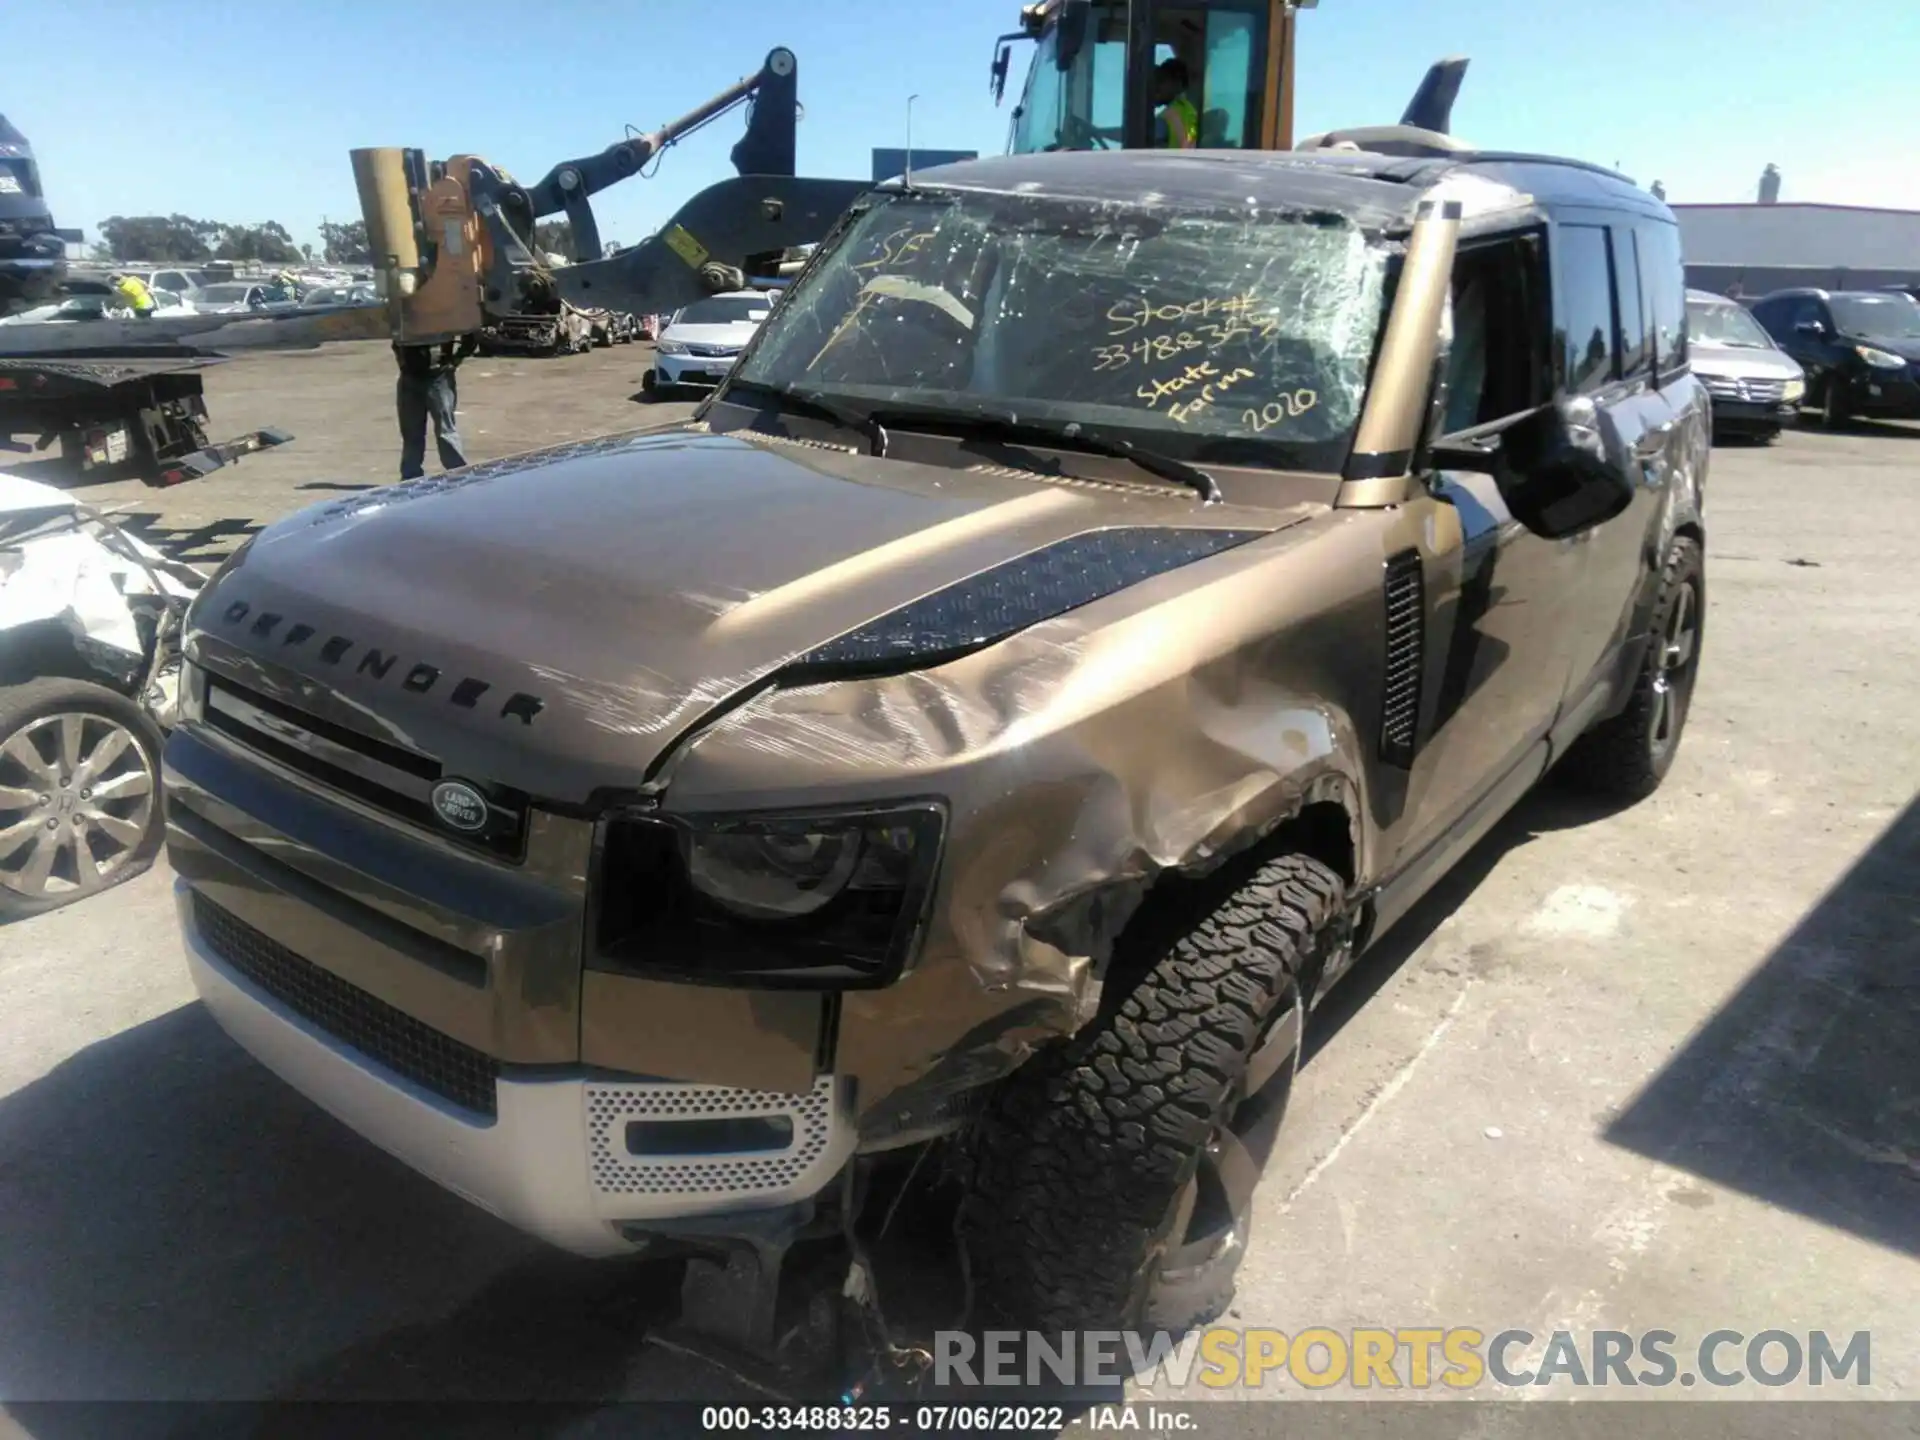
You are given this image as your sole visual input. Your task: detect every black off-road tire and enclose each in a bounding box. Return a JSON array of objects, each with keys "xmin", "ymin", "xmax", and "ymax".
[
  {"xmin": 959, "ymin": 852, "xmax": 1344, "ymax": 1335},
  {"xmin": 1557, "ymin": 535, "xmax": 1704, "ymax": 802}
]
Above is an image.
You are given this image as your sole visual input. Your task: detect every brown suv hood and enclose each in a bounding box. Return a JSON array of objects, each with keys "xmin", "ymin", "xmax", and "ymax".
[{"xmin": 186, "ymin": 428, "xmax": 1297, "ymax": 804}]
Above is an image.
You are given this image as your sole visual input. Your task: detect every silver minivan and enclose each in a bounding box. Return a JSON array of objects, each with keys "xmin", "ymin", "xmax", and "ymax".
[{"xmin": 1686, "ymin": 288, "xmax": 1806, "ymax": 442}]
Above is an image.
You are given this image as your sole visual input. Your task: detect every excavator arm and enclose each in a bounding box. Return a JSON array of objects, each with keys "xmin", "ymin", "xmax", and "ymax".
[{"xmin": 353, "ymin": 47, "xmax": 869, "ymax": 345}]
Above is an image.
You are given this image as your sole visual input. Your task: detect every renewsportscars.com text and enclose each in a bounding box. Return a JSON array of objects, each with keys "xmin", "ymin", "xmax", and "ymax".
[{"xmin": 933, "ymin": 1327, "xmax": 1873, "ymax": 1391}]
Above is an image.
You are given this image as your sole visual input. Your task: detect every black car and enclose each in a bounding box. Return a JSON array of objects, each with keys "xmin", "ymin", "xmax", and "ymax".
[{"xmin": 1750, "ymin": 288, "xmax": 1920, "ymax": 428}]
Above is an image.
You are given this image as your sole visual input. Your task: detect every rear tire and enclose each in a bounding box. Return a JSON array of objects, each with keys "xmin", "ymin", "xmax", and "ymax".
[
  {"xmin": 960, "ymin": 851, "xmax": 1344, "ymax": 1335},
  {"xmin": 1556, "ymin": 535, "xmax": 1703, "ymax": 802},
  {"xmin": 0, "ymin": 678, "xmax": 164, "ymax": 921}
]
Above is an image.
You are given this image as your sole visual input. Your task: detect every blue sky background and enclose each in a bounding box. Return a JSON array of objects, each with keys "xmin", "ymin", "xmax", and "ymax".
[{"xmin": 11, "ymin": 0, "xmax": 1919, "ymax": 255}]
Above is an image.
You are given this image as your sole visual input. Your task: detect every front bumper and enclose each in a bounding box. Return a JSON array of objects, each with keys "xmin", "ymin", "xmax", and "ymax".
[
  {"xmin": 1708, "ymin": 396, "xmax": 1797, "ymax": 432},
  {"xmin": 654, "ymin": 351, "xmax": 738, "ymax": 387},
  {"xmin": 179, "ymin": 879, "xmax": 855, "ymax": 1256},
  {"xmin": 1845, "ymin": 368, "xmax": 1920, "ymax": 418}
]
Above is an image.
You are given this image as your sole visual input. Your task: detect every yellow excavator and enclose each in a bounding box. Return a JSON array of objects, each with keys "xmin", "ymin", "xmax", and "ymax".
[{"xmin": 354, "ymin": 6, "xmax": 1464, "ymax": 348}]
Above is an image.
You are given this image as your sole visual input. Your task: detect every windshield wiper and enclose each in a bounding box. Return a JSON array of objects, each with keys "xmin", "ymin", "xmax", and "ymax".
[
  {"xmin": 715, "ymin": 378, "xmax": 889, "ymax": 457},
  {"xmin": 866, "ymin": 407, "xmax": 1222, "ymax": 504}
]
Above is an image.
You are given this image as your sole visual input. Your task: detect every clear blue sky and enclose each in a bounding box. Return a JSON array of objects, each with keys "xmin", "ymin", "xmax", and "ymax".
[{"xmin": 11, "ymin": 0, "xmax": 1919, "ymax": 255}]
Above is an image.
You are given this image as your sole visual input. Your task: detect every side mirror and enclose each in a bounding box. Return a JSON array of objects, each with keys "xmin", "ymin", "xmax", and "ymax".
[
  {"xmin": 990, "ymin": 40, "xmax": 1013, "ymax": 104},
  {"xmin": 1430, "ymin": 395, "xmax": 1635, "ymax": 540},
  {"xmin": 1794, "ymin": 319, "xmax": 1827, "ymax": 337}
]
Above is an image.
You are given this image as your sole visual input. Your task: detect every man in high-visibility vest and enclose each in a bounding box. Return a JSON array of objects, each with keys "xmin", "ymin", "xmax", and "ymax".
[
  {"xmin": 1154, "ymin": 59, "xmax": 1200, "ymax": 149},
  {"xmin": 110, "ymin": 272, "xmax": 157, "ymax": 318}
]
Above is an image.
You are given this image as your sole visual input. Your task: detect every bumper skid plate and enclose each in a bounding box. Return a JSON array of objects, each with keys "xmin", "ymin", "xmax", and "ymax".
[{"xmin": 178, "ymin": 879, "xmax": 854, "ymax": 1256}]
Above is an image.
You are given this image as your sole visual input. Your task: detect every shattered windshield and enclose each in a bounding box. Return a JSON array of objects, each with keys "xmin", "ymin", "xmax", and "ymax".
[
  {"xmin": 731, "ymin": 190, "xmax": 1389, "ymax": 472},
  {"xmin": 1686, "ymin": 300, "xmax": 1773, "ymax": 349}
]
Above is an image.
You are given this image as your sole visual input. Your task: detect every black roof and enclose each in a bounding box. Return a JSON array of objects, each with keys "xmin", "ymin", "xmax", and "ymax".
[{"xmin": 892, "ymin": 147, "xmax": 1668, "ymax": 231}]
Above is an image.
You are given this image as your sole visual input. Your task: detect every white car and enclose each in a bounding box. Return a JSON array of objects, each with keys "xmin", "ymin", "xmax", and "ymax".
[
  {"xmin": 135, "ymin": 268, "xmax": 205, "ymax": 300},
  {"xmin": 645, "ymin": 290, "xmax": 773, "ymax": 393},
  {"xmin": 0, "ymin": 472, "xmax": 201, "ymax": 918},
  {"xmin": 191, "ymin": 282, "xmax": 297, "ymax": 315}
]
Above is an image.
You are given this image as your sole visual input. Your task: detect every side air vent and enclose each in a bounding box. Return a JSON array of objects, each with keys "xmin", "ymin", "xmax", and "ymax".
[{"xmin": 1379, "ymin": 549, "xmax": 1426, "ymax": 767}]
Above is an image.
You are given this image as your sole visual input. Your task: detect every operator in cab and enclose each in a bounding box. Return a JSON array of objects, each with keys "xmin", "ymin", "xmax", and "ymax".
[
  {"xmin": 111, "ymin": 272, "xmax": 157, "ymax": 319},
  {"xmin": 1154, "ymin": 59, "xmax": 1200, "ymax": 149}
]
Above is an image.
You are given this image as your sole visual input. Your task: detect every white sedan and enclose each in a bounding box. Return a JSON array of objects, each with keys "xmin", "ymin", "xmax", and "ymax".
[{"xmin": 644, "ymin": 291, "xmax": 774, "ymax": 394}]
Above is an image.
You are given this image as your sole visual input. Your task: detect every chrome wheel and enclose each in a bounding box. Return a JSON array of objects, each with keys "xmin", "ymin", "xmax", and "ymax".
[
  {"xmin": 1649, "ymin": 578, "xmax": 1699, "ymax": 757},
  {"xmin": 0, "ymin": 711, "xmax": 157, "ymax": 901}
]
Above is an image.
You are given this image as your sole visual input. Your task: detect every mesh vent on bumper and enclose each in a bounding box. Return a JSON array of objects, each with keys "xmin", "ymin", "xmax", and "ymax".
[
  {"xmin": 192, "ymin": 892, "xmax": 500, "ymax": 1118},
  {"xmin": 586, "ymin": 1077, "xmax": 836, "ymax": 1198}
]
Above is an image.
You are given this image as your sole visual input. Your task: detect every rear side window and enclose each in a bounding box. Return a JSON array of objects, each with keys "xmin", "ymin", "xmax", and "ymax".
[
  {"xmin": 1786, "ymin": 296, "xmax": 1827, "ymax": 331},
  {"xmin": 1554, "ymin": 223, "xmax": 1615, "ymax": 393},
  {"xmin": 1636, "ymin": 222, "xmax": 1688, "ymax": 373},
  {"xmin": 1611, "ymin": 227, "xmax": 1650, "ymax": 380}
]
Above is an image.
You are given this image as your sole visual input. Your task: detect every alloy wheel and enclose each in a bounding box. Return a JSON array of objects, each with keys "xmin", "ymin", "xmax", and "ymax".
[
  {"xmin": 0, "ymin": 711, "xmax": 157, "ymax": 900},
  {"xmin": 1649, "ymin": 579, "xmax": 1700, "ymax": 756},
  {"xmin": 1146, "ymin": 966, "xmax": 1311, "ymax": 1327}
]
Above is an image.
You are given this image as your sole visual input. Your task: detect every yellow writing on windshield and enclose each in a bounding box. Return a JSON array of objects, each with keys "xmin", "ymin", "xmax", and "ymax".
[
  {"xmin": 1139, "ymin": 360, "xmax": 1231, "ymax": 409},
  {"xmin": 1107, "ymin": 292, "xmax": 1260, "ymax": 335},
  {"xmin": 1242, "ymin": 391, "xmax": 1320, "ymax": 432},
  {"xmin": 1168, "ymin": 367, "xmax": 1257, "ymax": 426},
  {"xmin": 852, "ymin": 225, "xmax": 940, "ymax": 272}
]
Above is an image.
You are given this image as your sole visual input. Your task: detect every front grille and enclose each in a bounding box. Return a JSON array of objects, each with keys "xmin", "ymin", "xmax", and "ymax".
[
  {"xmin": 200, "ymin": 674, "xmax": 527, "ymax": 861},
  {"xmin": 194, "ymin": 891, "xmax": 499, "ymax": 1117},
  {"xmin": 1704, "ymin": 375, "xmax": 1784, "ymax": 403},
  {"xmin": 684, "ymin": 343, "xmax": 740, "ymax": 358}
]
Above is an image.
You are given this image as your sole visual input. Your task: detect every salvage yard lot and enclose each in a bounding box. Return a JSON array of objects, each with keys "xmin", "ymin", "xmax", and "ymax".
[{"xmin": 1, "ymin": 341, "xmax": 1915, "ymax": 1420}]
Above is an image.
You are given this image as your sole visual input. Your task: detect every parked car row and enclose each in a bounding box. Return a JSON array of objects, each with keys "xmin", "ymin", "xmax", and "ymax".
[{"xmin": 1689, "ymin": 284, "xmax": 1920, "ymax": 442}]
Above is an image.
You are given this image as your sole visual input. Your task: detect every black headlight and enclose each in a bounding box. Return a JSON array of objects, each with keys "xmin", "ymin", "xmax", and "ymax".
[{"xmin": 592, "ymin": 802, "xmax": 945, "ymax": 989}]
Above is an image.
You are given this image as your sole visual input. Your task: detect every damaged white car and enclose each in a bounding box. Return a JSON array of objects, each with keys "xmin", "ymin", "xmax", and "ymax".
[{"xmin": 0, "ymin": 472, "xmax": 200, "ymax": 918}]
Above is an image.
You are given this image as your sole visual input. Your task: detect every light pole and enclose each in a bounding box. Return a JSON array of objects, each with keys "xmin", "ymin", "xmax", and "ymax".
[{"xmin": 906, "ymin": 94, "xmax": 920, "ymax": 183}]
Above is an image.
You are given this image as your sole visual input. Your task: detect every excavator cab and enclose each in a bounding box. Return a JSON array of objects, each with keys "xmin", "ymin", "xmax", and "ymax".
[{"xmin": 990, "ymin": 0, "xmax": 1314, "ymax": 154}]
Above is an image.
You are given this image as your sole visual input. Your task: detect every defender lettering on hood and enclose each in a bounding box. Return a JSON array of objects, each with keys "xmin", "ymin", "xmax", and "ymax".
[{"xmin": 213, "ymin": 599, "xmax": 547, "ymax": 726}]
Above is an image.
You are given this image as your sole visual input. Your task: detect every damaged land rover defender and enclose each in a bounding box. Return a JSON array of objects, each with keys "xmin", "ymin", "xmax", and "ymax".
[{"xmin": 163, "ymin": 143, "xmax": 1707, "ymax": 1342}]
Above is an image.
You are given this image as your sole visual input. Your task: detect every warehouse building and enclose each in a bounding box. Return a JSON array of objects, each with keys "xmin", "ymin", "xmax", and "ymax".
[
  {"xmin": 1677, "ymin": 202, "xmax": 1920, "ymax": 297},
  {"xmin": 871, "ymin": 148, "xmax": 977, "ymax": 182}
]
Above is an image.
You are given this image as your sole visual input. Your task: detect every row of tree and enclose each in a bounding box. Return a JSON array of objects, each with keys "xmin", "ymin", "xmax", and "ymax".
[
  {"xmin": 91, "ymin": 214, "xmax": 604, "ymax": 267},
  {"xmin": 91, "ymin": 215, "xmax": 374, "ymax": 266}
]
